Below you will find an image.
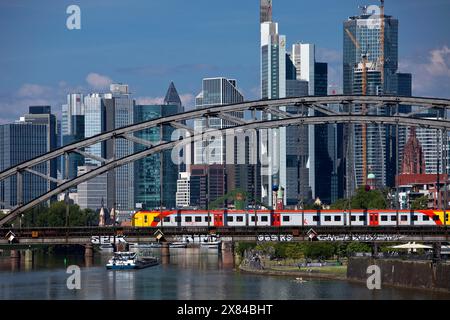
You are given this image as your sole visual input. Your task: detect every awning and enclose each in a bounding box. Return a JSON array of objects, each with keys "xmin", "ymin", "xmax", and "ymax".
[{"xmin": 389, "ymin": 242, "xmax": 433, "ymax": 249}]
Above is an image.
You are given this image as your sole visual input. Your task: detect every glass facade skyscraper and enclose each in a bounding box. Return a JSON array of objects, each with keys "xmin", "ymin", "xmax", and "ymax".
[
  {"xmin": 290, "ymin": 43, "xmax": 336, "ymax": 204},
  {"xmin": 78, "ymin": 93, "xmax": 108, "ymax": 211},
  {"xmin": 62, "ymin": 94, "xmax": 85, "ymax": 181},
  {"xmin": 104, "ymin": 84, "xmax": 135, "ymax": 215},
  {"xmin": 194, "ymin": 77, "xmax": 247, "ymax": 205},
  {"xmin": 134, "ymin": 104, "xmax": 179, "ymax": 210},
  {"xmin": 23, "ymin": 106, "xmax": 58, "ymax": 194},
  {"xmin": 84, "ymin": 94, "xmax": 106, "ymax": 165},
  {"xmin": 343, "ymin": 7, "xmax": 412, "ymax": 192},
  {"xmin": 0, "ymin": 121, "xmax": 50, "ymax": 208},
  {"xmin": 260, "ymin": 18, "xmax": 287, "ymax": 208},
  {"xmin": 343, "ymin": 9, "xmax": 398, "ymax": 95}
]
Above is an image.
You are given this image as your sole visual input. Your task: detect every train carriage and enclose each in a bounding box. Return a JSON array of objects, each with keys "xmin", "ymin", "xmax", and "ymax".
[{"xmin": 132, "ymin": 209, "xmax": 450, "ymax": 228}]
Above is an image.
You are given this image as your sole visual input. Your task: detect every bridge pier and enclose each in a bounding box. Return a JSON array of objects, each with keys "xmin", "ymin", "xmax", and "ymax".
[
  {"xmin": 221, "ymin": 241, "xmax": 234, "ymax": 252},
  {"xmin": 10, "ymin": 249, "xmax": 20, "ymax": 260},
  {"xmin": 161, "ymin": 242, "xmax": 170, "ymax": 265},
  {"xmin": 10, "ymin": 249, "xmax": 20, "ymax": 271},
  {"xmin": 433, "ymin": 242, "xmax": 442, "ymax": 263},
  {"xmin": 23, "ymin": 249, "xmax": 34, "ymax": 270},
  {"xmin": 84, "ymin": 243, "xmax": 93, "ymax": 258},
  {"xmin": 372, "ymin": 243, "xmax": 379, "ymax": 257},
  {"xmin": 220, "ymin": 241, "xmax": 235, "ymax": 268}
]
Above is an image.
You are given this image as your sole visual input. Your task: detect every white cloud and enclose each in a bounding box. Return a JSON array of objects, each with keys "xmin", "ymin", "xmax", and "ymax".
[
  {"xmin": 85, "ymin": 73, "xmax": 113, "ymax": 90},
  {"xmin": 17, "ymin": 84, "xmax": 52, "ymax": 98},
  {"xmin": 136, "ymin": 93, "xmax": 195, "ymax": 109},
  {"xmin": 425, "ymin": 46, "xmax": 450, "ymax": 77},
  {"xmin": 316, "ymin": 47, "xmax": 342, "ymax": 63},
  {"xmin": 135, "ymin": 96, "xmax": 164, "ymax": 105},
  {"xmin": 400, "ymin": 46, "xmax": 450, "ymax": 98},
  {"xmin": 180, "ymin": 93, "xmax": 195, "ymax": 109}
]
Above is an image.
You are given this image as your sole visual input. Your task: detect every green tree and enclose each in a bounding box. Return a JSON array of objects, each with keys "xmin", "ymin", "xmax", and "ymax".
[
  {"xmin": 303, "ymin": 203, "xmax": 322, "ymax": 210},
  {"xmin": 330, "ymin": 199, "xmax": 351, "ymax": 210},
  {"xmin": 235, "ymin": 242, "xmax": 256, "ymax": 256},
  {"xmin": 21, "ymin": 201, "xmax": 98, "ymax": 227},
  {"xmin": 345, "ymin": 242, "xmax": 371, "ymax": 255},
  {"xmin": 411, "ymin": 196, "xmax": 428, "ymax": 210},
  {"xmin": 284, "ymin": 243, "xmax": 305, "ymax": 259},
  {"xmin": 332, "ymin": 187, "xmax": 388, "ymax": 210},
  {"xmin": 303, "ymin": 242, "xmax": 335, "ymax": 259},
  {"xmin": 254, "ymin": 242, "xmax": 276, "ymax": 256}
]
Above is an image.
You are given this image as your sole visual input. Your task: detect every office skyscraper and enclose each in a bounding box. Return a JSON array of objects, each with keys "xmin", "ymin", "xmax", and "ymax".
[
  {"xmin": 78, "ymin": 93, "xmax": 108, "ymax": 211},
  {"xmin": 291, "ymin": 43, "xmax": 334, "ymax": 204},
  {"xmin": 260, "ymin": 0, "xmax": 272, "ymax": 23},
  {"xmin": 176, "ymin": 172, "xmax": 191, "ymax": 208},
  {"xmin": 23, "ymin": 106, "xmax": 58, "ymax": 194},
  {"xmin": 104, "ymin": 84, "xmax": 135, "ymax": 216},
  {"xmin": 260, "ymin": 9, "xmax": 287, "ymax": 207},
  {"xmin": 343, "ymin": 6, "xmax": 412, "ymax": 193},
  {"xmin": 0, "ymin": 108, "xmax": 57, "ymax": 208},
  {"xmin": 84, "ymin": 93, "xmax": 107, "ymax": 165},
  {"xmin": 77, "ymin": 165, "xmax": 107, "ymax": 210},
  {"xmin": 164, "ymin": 81, "xmax": 183, "ymax": 111},
  {"xmin": 284, "ymin": 52, "xmax": 311, "ymax": 205},
  {"xmin": 134, "ymin": 103, "xmax": 179, "ymax": 210},
  {"xmin": 62, "ymin": 94, "xmax": 85, "ymax": 180},
  {"xmin": 194, "ymin": 77, "xmax": 247, "ymax": 204}
]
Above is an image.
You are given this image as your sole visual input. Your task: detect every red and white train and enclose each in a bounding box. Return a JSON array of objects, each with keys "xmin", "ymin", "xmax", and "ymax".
[{"xmin": 132, "ymin": 209, "xmax": 449, "ymax": 227}]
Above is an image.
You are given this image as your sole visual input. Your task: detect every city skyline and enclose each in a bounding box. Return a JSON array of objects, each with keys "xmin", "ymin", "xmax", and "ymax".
[{"xmin": 1, "ymin": 0, "xmax": 450, "ymax": 125}]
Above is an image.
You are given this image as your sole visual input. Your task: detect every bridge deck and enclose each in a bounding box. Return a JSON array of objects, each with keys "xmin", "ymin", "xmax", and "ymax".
[{"xmin": 0, "ymin": 226, "xmax": 449, "ymax": 245}]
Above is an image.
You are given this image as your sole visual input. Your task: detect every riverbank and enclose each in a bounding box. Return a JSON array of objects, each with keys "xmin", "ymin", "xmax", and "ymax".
[
  {"xmin": 238, "ymin": 262, "xmax": 348, "ymax": 281},
  {"xmin": 347, "ymin": 257, "xmax": 450, "ymax": 293}
]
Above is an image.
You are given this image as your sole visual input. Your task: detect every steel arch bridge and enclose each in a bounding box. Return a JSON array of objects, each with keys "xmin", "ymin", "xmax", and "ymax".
[{"xmin": 1, "ymin": 95, "xmax": 450, "ymax": 226}]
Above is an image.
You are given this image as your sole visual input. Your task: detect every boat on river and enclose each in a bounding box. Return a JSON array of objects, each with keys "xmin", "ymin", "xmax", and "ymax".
[
  {"xmin": 200, "ymin": 240, "xmax": 222, "ymax": 249},
  {"xmin": 129, "ymin": 242, "xmax": 188, "ymax": 249},
  {"xmin": 106, "ymin": 251, "xmax": 159, "ymax": 270}
]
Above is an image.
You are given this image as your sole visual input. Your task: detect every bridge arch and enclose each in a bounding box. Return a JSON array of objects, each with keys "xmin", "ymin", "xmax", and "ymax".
[{"xmin": 1, "ymin": 95, "xmax": 450, "ymax": 226}]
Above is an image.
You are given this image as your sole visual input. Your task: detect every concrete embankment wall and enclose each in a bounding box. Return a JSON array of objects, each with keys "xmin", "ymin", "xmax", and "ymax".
[{"xmin": 347, "ymin": 257, "xmax": 450, "ymax": 292}]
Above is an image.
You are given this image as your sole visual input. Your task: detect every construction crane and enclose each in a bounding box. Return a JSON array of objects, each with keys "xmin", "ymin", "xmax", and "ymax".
[{"xmin": 345, "ymin": 28, "xmax": 369, "ymax": 186}]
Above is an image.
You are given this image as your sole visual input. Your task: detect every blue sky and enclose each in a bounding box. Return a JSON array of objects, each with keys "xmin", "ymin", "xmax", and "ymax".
[{"xmin": 0, "ymin": 0, "xmax": 449, "ymax": 123}]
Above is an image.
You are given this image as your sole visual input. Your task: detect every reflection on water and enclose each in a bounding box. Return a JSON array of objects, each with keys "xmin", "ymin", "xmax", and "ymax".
[{"xmin": 0, "ymin": 247, "xmax": 450, "ymax": 300}]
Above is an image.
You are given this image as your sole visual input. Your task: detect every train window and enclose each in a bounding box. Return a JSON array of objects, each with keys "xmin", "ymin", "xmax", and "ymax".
[
  {"xmin": 185, "ymin": 216, "xmax": 192, "ymax": 222},
  {"xmin": 324, "ymin": 216, "xmax": 331, "ymax": 221},
  {"xmin": 313, "ymin": 216, "xmax": 319, "ymax": 222},
  {"xmin": 401, "ymin": 215, "xmax": 408, "ymax": 221},
  {"xmin": 153, "ymin": 217, "xmax": 160, "ymax": 222},
  {"xmin": 237, "ymin": 216, "xmax": 244, "ymax": 222},
  {"xmin": 164, "ymin": 217, "xmax": 170, "ymax": 222},
  {"xmin": 175, "ymin": 216, "xmax": 181, "ymax": 223},
  {"xmin": 433, "ymin": 216, "xmax": 440, "ymax": 221},
  {"xmin": 334, "ymin": 216, "xmax": 341, "ymax": 222},
  {"xmin": 381, "ymin": 216, "xmax": 388, "ymax": 221},
  {"xmin": 412, "ymin": 215, "xmax": 418, "ymax": 221},
  {"xmin": 359, "ymin": 216, "xmax": 366, "ymax": 221},
  {"xmin": 261, "ymin": 216, "xmax": 268, "ymax": 222},
  {"xmin": 351, "ymin": 216, "xmax": 356, "ymax": 221},
  {"xmin": 423, "ymin": 216, "xmax": 429, "ymax": 221},
  {"xmin": 283, "ymin": 216, "xmax": 290, "ymax": 222},
  {"xmin": 227, "ymin": 216, "xmax": 234, "ymax": 222},
  {"xmin": 391, "ymin": 216, "xmax": 397, "ymax": 221},
  {"xmin": 144, "ymin": 216, "xmax": 148, "ymax": 223},
  {"xmin": 195, "ymin": 216, "xmax": 202, "ymax": 222},
  {"xmin": 251, "ymin": 216, "xmax": 258, "ymax": 222},
  {"xmin": 204, "ymin": 216, "xmax": 211, "ymax": 222}
]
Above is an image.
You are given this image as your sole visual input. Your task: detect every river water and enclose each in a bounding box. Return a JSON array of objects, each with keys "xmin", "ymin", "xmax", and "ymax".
[{"xmin": 0, "ymin": 247, "xmax": 449, "ymax": 300}]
